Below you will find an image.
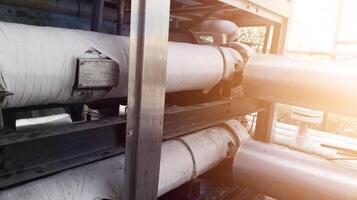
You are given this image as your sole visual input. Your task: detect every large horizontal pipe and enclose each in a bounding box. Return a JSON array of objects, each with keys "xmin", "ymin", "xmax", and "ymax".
[
  {"xmin": 233, "ymin": 140, "xmax": 357, "ymax": 200},
  {"xmin": 0, "ymin": 120, "xmax": 247, "ymax": 199},
  {"xmin": 243, "ymin": 55, "xmax": 357, "ymax": 116},
  {"xmin": 0, "ymin": 22, "xmax": 242, "ymax": 108}
]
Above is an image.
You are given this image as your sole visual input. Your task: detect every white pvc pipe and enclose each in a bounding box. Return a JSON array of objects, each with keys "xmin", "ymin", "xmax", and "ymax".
[
  {"xmin": 272, "ymin": 123, "xmax": 357, "ymax": 155},
  {"xmin": 246, "ymin": 116, "xmax": 339, "ymax": 158},
  {"xmin": 246, "ymin": 116, "xmax": 357, "ymax": 158},
  {"xmin": 0, "ymin": 22, "xmax": 242, "ymax": 108},
  {"xmin": 0, "ymin": 120, "xmax": 248, "ymax": 199},
  {"xmin": 273, "ymin": 134, "xmax": 338, "ymax": 158}
]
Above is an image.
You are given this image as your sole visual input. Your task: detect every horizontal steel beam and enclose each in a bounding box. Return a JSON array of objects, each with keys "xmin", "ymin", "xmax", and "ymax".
[
  {"xmin": 0, "ymin": 97, "xmax": 263, "ymax": 189},
  {"xmin": 164, "ymin": 97, "xmax": 266, "ymax": 139},
  {"xmin": 0, "ymin": 117, "xmax": 126, "ymax": 188}
]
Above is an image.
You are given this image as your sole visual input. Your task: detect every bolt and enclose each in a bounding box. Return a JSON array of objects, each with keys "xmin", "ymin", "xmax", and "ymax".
[{"xmin": 127, "ymin": 130, "xmax": 133, "ymax": 137}]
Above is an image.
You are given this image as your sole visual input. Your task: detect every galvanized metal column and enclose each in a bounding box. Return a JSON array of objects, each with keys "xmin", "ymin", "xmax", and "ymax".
[
  {"xmin": 254, "ymin": 20, "xmax": 288, "ymax": 142},
  {"xmin": 124, "ymin": 0, "xmax": 171, "ymax": 200},
  {"xmin": 91, "ymin": 0, "xmax": 104, "ymax": 31},
  {"xmin": 117, "ymin": 0, "xmax": 125, "ymax": 35},
  {"xmin": 254, "ymin": 102, "xmax": 275, "ymax": 142}
]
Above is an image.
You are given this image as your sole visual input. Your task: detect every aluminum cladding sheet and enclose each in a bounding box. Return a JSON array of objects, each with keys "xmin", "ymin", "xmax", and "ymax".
[{"xmin": 243, "ymin": 54, "xmax": 357, "ymax": 116}]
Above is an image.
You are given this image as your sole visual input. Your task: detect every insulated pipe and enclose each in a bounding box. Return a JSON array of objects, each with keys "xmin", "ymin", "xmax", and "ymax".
[
  {"xmin": 195, "ymin": 20, "xmax": 240, "ymax": 43},
  {"xmin": 233, "ymin": 140, "xmax": 357, "ymax": 200},
  {"xmin": 16, "ymin": 113, "xmax": 72, "ymax": 131},
  {"xmin": 243, "ymin": 54, "xmax": 357, "ymax": 116},
  {"xmin": 194, "ymin": 20, "xmax": 255, "ymax": 63},
  {"xmin": 0, "ymin": 22, "xmax": 242, "ymax": 108},
  {"xmin": 0, "ymin": 120, "xmax": 248, "ymax": 199}
]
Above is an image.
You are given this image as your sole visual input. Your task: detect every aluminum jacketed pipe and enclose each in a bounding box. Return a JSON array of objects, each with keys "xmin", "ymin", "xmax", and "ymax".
[
  {"xmin": 233, "ymin": 139, "xmax": 357, "ymax": 200},
  {"xmin": 243, "ymin": 54, "xmax": 357, "ymax": 116},
  {"xmin": 0, "ymin": 120, "xmax": 249, "ymax": 199}
]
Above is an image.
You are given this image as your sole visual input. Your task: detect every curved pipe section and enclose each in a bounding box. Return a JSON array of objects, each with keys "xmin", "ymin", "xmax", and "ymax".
[{"xmin": 195, "ymin": 20, "xmax": 240, "ymax": 43}]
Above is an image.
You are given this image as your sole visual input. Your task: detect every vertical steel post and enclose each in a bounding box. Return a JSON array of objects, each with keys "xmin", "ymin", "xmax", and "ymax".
[
  {"xmin": 269, "ymin": 22, "xmax": 286, "ymax": 54},
  {"xmin": 124, "ymin": 0, "xmax": 171, "ymax": 200},
  {"xmin": 262, "ymin": 26, "xmax": 271, "ymax": 54},
  {"xmin": 91, "ymin": 0, "xmax": 104, "ymax": 31},
  {"xmin": 117, "ymin": 0, "xmax": 125, "ymax": 35},
  {"xmin": 254, "ymin": 19, "xmax": 288, "ymax": 142},
  {"xmin": 321, "ymin": 0, "xmax": 344, "ymax": 131},
  {"xmin": 254, "ymin": 102, "xmax": 275, "ymax": 142}
]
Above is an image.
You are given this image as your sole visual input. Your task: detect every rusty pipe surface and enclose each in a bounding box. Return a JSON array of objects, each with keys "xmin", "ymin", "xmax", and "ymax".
[
  {"xmin": 243, "ymin": 54, "xmax": 357, "ymax": 116},
  {"xmin": 233, "ymin": 140, "xmax": 357, "ymax": 200}
]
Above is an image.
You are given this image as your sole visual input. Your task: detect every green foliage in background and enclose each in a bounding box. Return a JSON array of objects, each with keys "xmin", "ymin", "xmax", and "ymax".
[{"xmin": 238, "ymin": 26, "xmax": 266, "ymax": 52}]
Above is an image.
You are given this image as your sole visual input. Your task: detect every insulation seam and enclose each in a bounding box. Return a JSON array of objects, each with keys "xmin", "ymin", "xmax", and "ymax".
[{"xmin": 174, "ymin": 137, "xmax": 198, "ymax": 179}]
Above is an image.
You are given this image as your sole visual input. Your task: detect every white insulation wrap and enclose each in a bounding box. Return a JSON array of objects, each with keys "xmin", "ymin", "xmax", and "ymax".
[
  {"xmin": 0, "ymin": 120, "xmax": 247, "ymax": 200},
  {"xmin": 0, "ymin": 22, "xmax": 242, "ymax": 108},
  {"xmin": 158, "ymin": 140, "xmax": 194, "ymax": 196},
  {"xmin": 179, "ymin": 126, "xmax": 234, "ymax": 176},
  {"xmin": 16, "ymin": 113, "xmax": 72, "ymax": 131}
]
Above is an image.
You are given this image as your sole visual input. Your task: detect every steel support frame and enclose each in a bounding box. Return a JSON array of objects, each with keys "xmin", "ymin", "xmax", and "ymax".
[
  {"xmin": 254, "ymin": 18, "xmax": 289, "ymax": 142},
  {"xmin": 124, "ymin": 0, "xmax": 171, "ymax": 199},
  {"xmin": 215, "ymin": 1, "xmax": 292, "ymax": 143},
  {"xmin": 0, "ymin": 117, "xmax": 126, "ymax": 188},
  {"xmin": 0, "ymin": 97, "xmax": 264, "ymax": 189},
  {"xmin": 116, "ymin": 0, "xmax": 125, "ymax": 35},
  {"xmin": 91, "ymin": 0, "xmax": 104, "ymax": 31}
]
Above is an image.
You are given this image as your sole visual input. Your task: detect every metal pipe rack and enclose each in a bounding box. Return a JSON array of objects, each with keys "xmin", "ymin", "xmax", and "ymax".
[
  {"xmin": 124, "ymin": 0, "xmax": 292, "ymax": 199},
  {"xmin": 0, "ymin": 0, "xmax": 294, "ymax": 199}
]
